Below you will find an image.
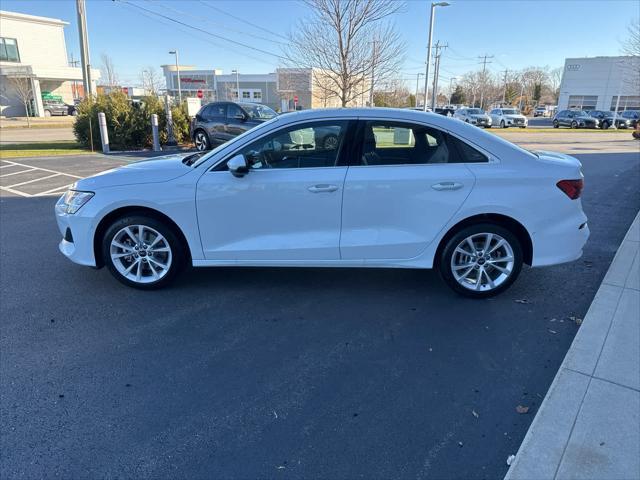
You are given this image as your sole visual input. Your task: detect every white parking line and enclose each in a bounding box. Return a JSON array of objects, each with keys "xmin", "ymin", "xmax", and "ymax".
[
  {"xmin": 35, "ymin": 184, "xmax": 73, "ymax": 196},
  {"xmin": 7, "ymin": 173, "xmax": 61, "ymax": 188},
  {"xmin": 0, "ymin": 168, "xmax": 38, "ymax": 177},
  {"xmin": 0, "ymin": 160, "xmax": 83, "ymax": 179},
  {"xmin": 0, "ymin": 186, "xmax": 32, "ymax": 197}
]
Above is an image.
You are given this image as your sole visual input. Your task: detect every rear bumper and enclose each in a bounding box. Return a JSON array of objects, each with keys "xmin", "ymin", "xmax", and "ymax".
[{"xmin": 531, "ymin": 215, "xmax": 590, "ymax": 267}]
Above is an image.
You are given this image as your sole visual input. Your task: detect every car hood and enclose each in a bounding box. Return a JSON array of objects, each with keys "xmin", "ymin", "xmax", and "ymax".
[
  {"xmin": 505, "ymin": 115, "xmax": 526, "ymax": 120},
  {"xmin": 470, "ymin": 114, "xmax": 490, "ymax": 119},
  {"xmin": 75, "ymin": 153, "xmax": 193, "ymax": 190}
]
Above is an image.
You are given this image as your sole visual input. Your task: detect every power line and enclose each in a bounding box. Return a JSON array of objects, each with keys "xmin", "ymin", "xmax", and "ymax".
[
  {"xmin": 117, "ymin": 1, "xmax": 278, "ymax": 67},
  {"xmin": 116, "ymin": 0, "xmax": 288, "ymax": 61},
  {"xmin": 155, "ymin": 0, "xmax": 289, "ymax": 47},
  {"xmin": 198, "ymin": 0, "xmax": 290, "ymax": 41}
]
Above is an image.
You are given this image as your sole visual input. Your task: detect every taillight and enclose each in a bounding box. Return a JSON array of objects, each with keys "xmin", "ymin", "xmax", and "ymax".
[{"xmin": 556, "ymin": 179, "xmax": 584, "ymax": 200}]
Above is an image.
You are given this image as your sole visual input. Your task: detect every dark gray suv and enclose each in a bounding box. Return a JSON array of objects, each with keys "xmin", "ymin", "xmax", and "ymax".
[{"xmin": 190, "ymin": 101, "xmax": 277, "ymax": 151}]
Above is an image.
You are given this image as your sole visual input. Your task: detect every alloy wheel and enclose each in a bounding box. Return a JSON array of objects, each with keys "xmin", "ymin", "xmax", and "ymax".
[
  {"xmin": 194, "ymin": 132, "xmax": 208, "ymax": 151},
  {"xmin": 110, "ymin": 224, "xmax": 173, "ymax": 284},
  {"xmin": 450, "ymin": 232, "xmax": 515, "ymax": 292}
]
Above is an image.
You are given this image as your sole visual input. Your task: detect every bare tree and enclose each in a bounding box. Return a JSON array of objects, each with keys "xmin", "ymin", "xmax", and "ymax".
[
  {"xmin": 100, "ymin": 53, "xmax": 119, "ymax": 87},
  {"xmin": 7, "ymin": 74, "xmax": 34, "ymax": 127},
  {"xmin": 287, "ymin": 0, "xmax": 406, "ymax": 107},
  {"xmin": 622, "ymin": 19, "xmax": 640, "ymax": 57},
  {"xmin": 139, "ymin": 67, "xmax": 162, "ymax": 96}
]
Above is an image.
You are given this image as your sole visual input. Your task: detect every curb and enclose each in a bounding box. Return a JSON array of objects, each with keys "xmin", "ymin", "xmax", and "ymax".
[{"xmin": 505, "ymin": 211, "xmax": 640, "ymax": 480}]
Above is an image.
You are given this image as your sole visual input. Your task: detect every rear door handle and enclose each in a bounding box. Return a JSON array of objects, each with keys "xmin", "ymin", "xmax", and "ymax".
[
  {"xmin": 431, "ymin": 182, "xmax": 463, "ymax": 191},
  {"xmin": 308, "ymin": 184, "xmax": 338, "ymax": 193}
]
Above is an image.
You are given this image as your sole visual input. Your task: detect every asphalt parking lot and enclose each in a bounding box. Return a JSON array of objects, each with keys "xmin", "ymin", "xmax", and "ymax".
[{"xmin": 1, "ymin": 140, "xmax": 639, "ymax": 479}]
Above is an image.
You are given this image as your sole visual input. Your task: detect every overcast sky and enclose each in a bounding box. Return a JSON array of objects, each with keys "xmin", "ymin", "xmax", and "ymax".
[{"xmin": 2, "ymin": 0, "xmax": 635, "ymax": 86}]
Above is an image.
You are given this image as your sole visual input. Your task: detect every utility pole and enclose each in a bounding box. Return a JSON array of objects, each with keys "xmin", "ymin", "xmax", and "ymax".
[
  {"xmin": 477, "ymin": 53, "xmax": 493, "ymax": 110},
  {"xmin": 415, "ymin": 72, "xmax": 423, "ymax": 107},
  {"xmin": 431, "ymin": 41, "xmax": 447, "ymax": 110},
  {"xmin": 76, "ymin": 0, "xmax": 93, "ymax": 98},
  {"xmin": 369, "ymin": 39, "xmax": 378, "ymax": 107},
  {"xmin": 232, "ymin": 69, "xmax": 240, "ymax": 100},
  {"xmin": 501, "ymin": 69, "xmax": 509, "ymax": 104}
]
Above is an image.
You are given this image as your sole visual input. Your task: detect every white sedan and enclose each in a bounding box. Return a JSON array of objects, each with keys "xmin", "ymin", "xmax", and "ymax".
[{"xmin": 55, "ymin": 108, "xmax": 589, "ymax": 298}]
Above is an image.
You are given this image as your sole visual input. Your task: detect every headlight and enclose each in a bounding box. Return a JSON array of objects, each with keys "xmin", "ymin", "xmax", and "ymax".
[{"xmin": 58, "ymin": 190, "xmax": 94, "ymax": 214}]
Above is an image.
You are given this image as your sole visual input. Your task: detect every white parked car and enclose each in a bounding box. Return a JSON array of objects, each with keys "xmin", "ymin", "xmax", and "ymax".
[
  {"xmin": 453, "ymin": 108, "xmax": 492, "ymax": 128},
  {"xmin": 55, "ymin": 108, "xmax": 589, "ymax": 298},
  {"xmin": 490, "ymin": 108, "xmax": 528, "ymax": 128}
]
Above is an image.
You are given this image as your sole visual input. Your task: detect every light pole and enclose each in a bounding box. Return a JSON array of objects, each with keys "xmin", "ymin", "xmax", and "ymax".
[
  {"xmin": 415, "ymin": 72, "xmax": 423, "ymax": 107},
  {"xmin": 423, "ymin": 1, "xmax": 450, "ymax": 112},
  {"xmin": 448, "ymin": 76, "xmax": 457, "ymax": 105},
  {"xmin": 169, "ymin": 50, "xmax": 181, "ymax": 104},
  {"xmin": 231, "ymin": 69, "xmax": 240, "ymax": 101}
]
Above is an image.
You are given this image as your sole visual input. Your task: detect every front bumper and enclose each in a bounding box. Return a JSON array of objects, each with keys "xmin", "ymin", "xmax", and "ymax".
[{"xmin": 55, "ymin": 195, "xmax": 98, "ymax": 267}]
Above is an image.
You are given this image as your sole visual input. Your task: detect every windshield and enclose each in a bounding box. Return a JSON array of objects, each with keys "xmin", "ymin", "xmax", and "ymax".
[
  {"xmin": 241, "ymin": 104, "xmax": 277, "ymax": 120},
  {"xmin": 191, "ymin": 116, "xmax": 281, "ymax": 168},
  {"xmin": 573, "ymin": 111, "xmax": 589, "ymax": 117},
  {"xmin": 467, "ymin": 109, "xmax": 483, "ymax": 114},
  {"xmin": 502, "ymin": 109, "xmax": 520, "ymax": 115}
]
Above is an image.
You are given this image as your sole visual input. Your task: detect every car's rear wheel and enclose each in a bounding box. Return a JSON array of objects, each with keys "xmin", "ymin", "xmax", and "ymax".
[
  {"xmin": 102, "ymin": 215, "xmax": 185, "ymax": 289},
  {"xmin": 44, "ymin": 110, "xmax": 52, "ymax": 117},
  {"xmin": 194, "ymin": 130, "xmax": 210, "ymax": 151},
  {"xmin": 439, "ymin": 224, "xmax": 523, "ymax": 298},
  {"xmin": 553, "ymin": 120, "xmax": 559, "ymax": 128}
]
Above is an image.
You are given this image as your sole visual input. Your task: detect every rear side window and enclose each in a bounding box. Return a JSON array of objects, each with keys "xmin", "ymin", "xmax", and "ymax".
[{"xmin": 359, "ymin": 121, "xmax": 488, "ymax": 165}]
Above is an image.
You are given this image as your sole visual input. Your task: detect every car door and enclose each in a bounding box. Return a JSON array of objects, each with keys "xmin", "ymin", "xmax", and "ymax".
[
  {"xmin": 202, "ymin": 104, "xmax": 226, "ymax": 144},
  {"xmin": 340, "ymin": 119, "xmax": 476, "ymax": 260},
  {"xmin": 196, "ymin": 119, "xmax": 355, "ymax": 261},
  {"xmin": 225, "ymin": 104, "xmax": 250, "ymax": 141}
]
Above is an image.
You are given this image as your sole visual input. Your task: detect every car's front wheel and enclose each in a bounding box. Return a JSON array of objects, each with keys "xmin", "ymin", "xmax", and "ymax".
[
  {"xmin": 571, "ymin": 121, "xmax": 578, "ymax": 129},
  {"xmin": 601, "ymin": 120, "xmax": 610, "ymax": 130},
  {"xmin": 102, "ymin": 215, "xmax": 185, "ymax": 289},
  {"xmin": 500, "ymin": 120, "xmax": 506, "ymax": 128},
  {"xmin": 553, "ymin": 120, "xmax": 559, "ymax": 128},
  {"xmin": 439, "ymin": 224, "xmax": 523, "ymax": 298},
  {"xmin": 193, "ymin": 130, "xmax": 210, "ymax": 151}
]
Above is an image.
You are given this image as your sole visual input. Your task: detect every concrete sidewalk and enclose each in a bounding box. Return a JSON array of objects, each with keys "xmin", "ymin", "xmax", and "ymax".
[{"xmin": 506, "ymin": 212, "xmax": 640, "ymax": 480}]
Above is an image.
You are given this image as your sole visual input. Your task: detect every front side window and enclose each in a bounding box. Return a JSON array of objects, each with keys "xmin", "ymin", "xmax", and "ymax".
[
  {"xmin": 0, "ymin": 38, "xmax": 20, "ymax": 62},
  {"xmin": 234, "ymin": 120, "xmax": 349, "ymax": 169},
  {"xmin": 227, "ymin": 104, "xmax": 244, "ymax": 119},
  {"xmin": 360, "ymin": 121, "xmax": 487, "ymax": 166}
]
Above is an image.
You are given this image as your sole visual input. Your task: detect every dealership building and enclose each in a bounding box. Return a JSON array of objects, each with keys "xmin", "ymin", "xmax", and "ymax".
[
  {"xmin": 162, "ymin": 66, "xmax": 368, "ymax": 111},
  {"xmin": 0, "ymin": 10, "xmax": 100, "ymax": 117},
  {"xmin": 557, "ymin": 56, "xmax": 639, "ymax": 112}
]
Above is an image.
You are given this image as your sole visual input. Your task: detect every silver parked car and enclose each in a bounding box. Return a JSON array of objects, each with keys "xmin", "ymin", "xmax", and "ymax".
[
  {"xmin": 453, "ymin": 108, "xmax": 492, "ymax": 128},
  {"xmin": 489, "ymin": 108, "xmax": 528, "ymax": 128}
]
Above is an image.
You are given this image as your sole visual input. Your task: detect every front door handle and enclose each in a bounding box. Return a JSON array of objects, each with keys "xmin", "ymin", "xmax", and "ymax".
[
  {"xmin": 431, "ymin": 182, "xmax": 463, "ymax": 191},
  {"xmin": 308, "ymin": 184, "xmax": 338, "ymax": 193}
]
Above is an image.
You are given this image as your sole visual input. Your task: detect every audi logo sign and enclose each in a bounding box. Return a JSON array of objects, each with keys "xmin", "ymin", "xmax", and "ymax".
[{"xmin": 566, "ymin": 64, "xmax": 581, "ymax": 71}]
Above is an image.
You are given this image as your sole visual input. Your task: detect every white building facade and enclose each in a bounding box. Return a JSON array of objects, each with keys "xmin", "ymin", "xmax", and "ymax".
[
  {"xmin": 0, "ymin": 10, "xmax": 99, "ymax": 117},
  {"xmin": 557, "ymin": 56, "xmax": 639, "ymax": 112}
]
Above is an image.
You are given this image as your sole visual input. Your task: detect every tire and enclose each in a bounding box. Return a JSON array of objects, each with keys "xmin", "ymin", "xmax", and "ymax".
[
  {"xmin": 322, "ymin": 134, "xmax": 338, "ymax": 150},
  {"xmin": 570, "ymin": 121, "xmax": 578, "ymax": 129},
  {"xmin": 193, "ymin": 130, "xmax": 210, "ymax": 151},
  {"xmin": 44, "ymin": 110, "xmax": 52, "ymax": 117},
  {"xmin": 601, "ymin": 121, "xmax": 609, "ymax": 130},
  {"xmin": 553, "ymin": 120, "xmax": 559, "ymax": 128},
  {"xmin": 102, "ymin": 214, "xmax": 186, "ymax": 290},
  {"xmin": 438, "ymin": 223, "xmax": 523, "ymax": 299},
  {"xmin": 500, "ymin": 120, "xmax": 506, "ymax": 128}
]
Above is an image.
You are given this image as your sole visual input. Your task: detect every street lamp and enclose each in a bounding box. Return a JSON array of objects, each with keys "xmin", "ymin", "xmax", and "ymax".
[
  {"xmin": 415, "ymin": 72, "xmax": 423, "ymax": 107},
  {"xmin": 168, "ymin": 50, "xmax": 181, "ymax": 104},
  {"xmin": 231, "ymin": 69, "xmax": 240, "ymax": 101},
  {"xmin": 423, "ymin": 1, "xmax": 450, "ymax": 112}
]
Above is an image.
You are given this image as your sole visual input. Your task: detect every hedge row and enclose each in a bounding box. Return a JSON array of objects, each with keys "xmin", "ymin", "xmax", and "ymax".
[{"xmin": 73, "ymin": 92, "xmax": 191, "ymax": 150}]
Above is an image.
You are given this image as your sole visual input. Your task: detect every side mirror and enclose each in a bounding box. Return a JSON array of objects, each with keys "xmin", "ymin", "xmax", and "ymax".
[{"xmin": 228, "ymin": 154, "xmax": 249, "ymax": 178}]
